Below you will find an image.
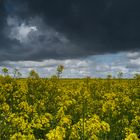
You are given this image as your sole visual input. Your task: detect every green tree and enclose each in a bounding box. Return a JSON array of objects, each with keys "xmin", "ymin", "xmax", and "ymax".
[
  {"xmin": 117, "ymin": 72, "xmax": 123, "ymax": 79},
  {"xmin": 13, "ymin": 68, "xmax": 22, "ymax": 78},
  {"xmin": 2, "ymin": 67, "xmax": 9, "ymax": 76},
  {"xmin": 29, "ymin": 70, "xmax": 39, "ymax": 79},
  {"xmin": 56, "ymin": 65, "xmax": 64, "ymax": 78},
  {"xmin": 107, "ymin": 74, "xmax": 112, "ymax": 79},
  {"xmin": 133, "ymin": 73, "xmax": 140, "ymax": 80}
]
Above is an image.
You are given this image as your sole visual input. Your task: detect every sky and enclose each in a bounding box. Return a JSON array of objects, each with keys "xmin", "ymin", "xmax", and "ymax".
[{"xmin": 1, "ymin": 0, "xmax": 140, "ymax": 78}]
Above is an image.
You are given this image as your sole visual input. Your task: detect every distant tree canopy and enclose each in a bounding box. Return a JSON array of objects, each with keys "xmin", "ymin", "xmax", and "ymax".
[
  {"xmin": 107, "ymin": 74, "xmax": 112, "ymax": 79},
  {"xmin": 56, "ymin": 65, "xmax": 64, "ymax": 78},
  {"xmin": 2, "ymin": 67, "xmax": 9, "ymax": 76},
  {"xmin": 117, "ymin": 72, "xmax": 123, "ymax": 79},
  {"xmin": 29, "ymin": 70, "xmax": 39, "ymax": 79},
  {"xmin": 133, "ymin": 73, "xmax": 140, "ymax": 80},
  {"xmin": 13, "ymin": 68, "xmax": 22, "ymax": 78}
]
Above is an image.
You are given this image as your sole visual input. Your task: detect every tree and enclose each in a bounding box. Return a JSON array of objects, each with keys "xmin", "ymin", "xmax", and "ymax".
[
  {"xmin": 117, "ymin": 72, "xmax": 123, "ymax": 79},
  {"xmin": 13, "ymin": 68, "xmax": 22, "ymax": 78},
  {"xmin": 107, "ymin": 74, "xmax": 112, "ymax": 79},
  {"xmin": 133, "ymin": 73, "xmax": 140, "ymax": 80},
  {"xmin": 2, "ymin": 67, "xmax": 9, "ymax": 76},
  {"xmin": 56, "ymin": 65, "xmax": 64, "ymax": 78},
  {"xmin": 29, "ymin": 70, "xmax": 39, "ymax": 79}
]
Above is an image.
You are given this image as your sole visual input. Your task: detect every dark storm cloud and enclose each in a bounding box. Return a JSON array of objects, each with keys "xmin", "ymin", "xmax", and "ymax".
[
  {"xmin": 25, "ymin": 0, "xmax": 140, "ymax": 50},
  {"xmin": 0, "ymin": 0, "xmax": 21, "ymax": 61},
  {"xmin": 1, "ymin": 0, "xmax": 140, "ymax": 61}
]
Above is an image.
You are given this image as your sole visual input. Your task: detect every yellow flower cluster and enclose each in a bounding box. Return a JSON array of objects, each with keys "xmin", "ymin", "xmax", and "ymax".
[
  {"xmin": 0, "ymin": 76, "xmax": 139, "ymax": 139},
  {"xmin": 46, "ymin": 126, "xmax": 66, "ymax": 140},
  {"xmin": 70, "ymin": 115, "xmax": 110, "ymax": 139}
]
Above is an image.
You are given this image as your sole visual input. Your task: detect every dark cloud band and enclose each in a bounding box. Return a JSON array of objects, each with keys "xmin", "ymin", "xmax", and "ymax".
[{"xmin": 1, "ymin": 0, "xmax": 140, "ymax": 61}]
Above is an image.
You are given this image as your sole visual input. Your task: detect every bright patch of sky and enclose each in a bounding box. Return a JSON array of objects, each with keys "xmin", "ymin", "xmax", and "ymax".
[
  {"xmin": 8, "ymin": 21, "xmax": 37, "ymax": 43},
  {"xmin": 1, "ymin": 52, "xmax": 140, "ymax": 78}
]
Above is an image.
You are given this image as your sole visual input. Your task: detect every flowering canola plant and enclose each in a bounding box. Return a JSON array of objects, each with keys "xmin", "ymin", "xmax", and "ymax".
[{"xmin": 0, "ymin": 76, "xmax": 139, "ymax": 139}]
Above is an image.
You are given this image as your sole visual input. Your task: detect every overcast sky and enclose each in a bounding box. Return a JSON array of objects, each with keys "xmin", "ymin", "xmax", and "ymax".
[{"xmin": 1, "ymin": 0, "xmax": 140, "ymax": 78}]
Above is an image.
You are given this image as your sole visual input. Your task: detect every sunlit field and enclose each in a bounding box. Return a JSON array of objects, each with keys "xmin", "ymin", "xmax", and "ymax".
[{"xmin": 0, "ymin": 74, "xmax": 140, "ymax": 140}]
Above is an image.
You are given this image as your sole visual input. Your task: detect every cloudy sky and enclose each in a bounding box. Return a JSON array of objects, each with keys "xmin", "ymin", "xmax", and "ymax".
[{"xmin": 1, "ymin": 0, "xmax": 140, "ymax": 78}]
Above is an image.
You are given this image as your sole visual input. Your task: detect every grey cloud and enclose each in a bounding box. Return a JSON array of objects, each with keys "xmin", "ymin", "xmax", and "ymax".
[
  {"xmin": 126, "ymin": 59, "xmax": 140, "ymax": 69},
  {"xmin": 1, "ymin": 0, "xmax": 140, "ymax": 62},
  {"xmin": 126, "ymin": 52, "xmax": 140, "ymax": 59},
  {"xmin": 24, "ymin": 0, "xmax": 140, "ymax": 51},
  {"xmin": 125, "ymin": 52, "xmax": 140, "ymax": 69},
  {"xmin": 126, "ymin": 64, "xmax": 140, "ymax": 69}
]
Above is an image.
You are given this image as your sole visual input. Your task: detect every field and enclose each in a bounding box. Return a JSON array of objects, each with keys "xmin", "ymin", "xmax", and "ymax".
[{"xmin": 0, "ymin": 76, "xmax": 140, "ymax": 140}]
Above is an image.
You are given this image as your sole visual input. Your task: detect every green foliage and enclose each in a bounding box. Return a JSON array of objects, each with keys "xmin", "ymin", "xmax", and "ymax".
[
  {"xmin": 117, "ymin": 72, "xmax": 123, "ymax": 79},
  {"xmin": 13, "ymin": 68, "xmax": 22, "ymax": 78},
  {"xmin": 2, "ymin": 67, "xmax": 9, "ymax": 76},
  {"xmin": 134, "ymin": 73, "xmax": 140, "ymax": 80},
  {"xmin": 29, "ymin": 70, "xmax": 39, "ymax": 79},
  {"xmin": 107, "ymin": 74, "xmax": 112, "ymax": 79},
  {"xmin": 56, "ymin": 65, "xmax": 64, "ymax": 78}
]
